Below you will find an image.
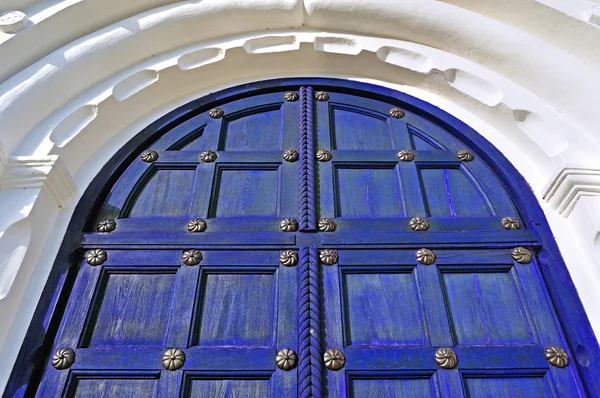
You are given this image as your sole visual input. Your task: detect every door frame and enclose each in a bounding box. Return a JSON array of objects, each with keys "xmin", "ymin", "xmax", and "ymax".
[{"xmin": 5, "ymin": 78, "xmax": 600, "ymax": 397}]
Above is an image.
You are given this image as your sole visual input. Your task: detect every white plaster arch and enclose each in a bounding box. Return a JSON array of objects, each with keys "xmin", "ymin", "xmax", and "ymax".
[{"xmin": 1, "ymin": 0, "xmax": 600, "ymax": 392}]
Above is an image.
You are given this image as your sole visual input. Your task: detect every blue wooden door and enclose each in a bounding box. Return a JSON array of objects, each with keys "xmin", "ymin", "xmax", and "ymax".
[{"xmin": 33, "ymin": 83, "xmax": 590, "ymax": 397}]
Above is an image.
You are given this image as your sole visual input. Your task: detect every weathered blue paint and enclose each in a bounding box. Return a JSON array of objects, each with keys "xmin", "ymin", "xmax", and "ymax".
[{"xmin": 4, "ymin": 79, "xmax": 600, "ymax": 397}]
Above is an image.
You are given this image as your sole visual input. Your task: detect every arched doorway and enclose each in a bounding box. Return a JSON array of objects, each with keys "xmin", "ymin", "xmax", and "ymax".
[{"xmin": 11, "ymin": 79, "xmax": 599, "ymax": 396}]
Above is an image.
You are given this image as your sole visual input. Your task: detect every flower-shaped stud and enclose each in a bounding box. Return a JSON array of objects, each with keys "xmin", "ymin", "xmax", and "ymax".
[
  {"xmin": 86, "ymin": 249, "xmax": 107, "ymax": 266},
  {"xmin": 200, "ymin": 150, "xmax": 218, "ymax": 163},
  {"xmin": 389, "ymin": 108, "xmax": 405, "ymax": 118},
  {"xmin": 280, "ymin": 250, "xmax": 299, "ymax": 267},
  {"xmin": 52, "ymin": 348, "xmax": 76, "ymax": 370},
  {"xmin": 141, "ymin": 150, "xmax": 159, "ymax": 163},
  {"xmin": 315, "ymin": 91, "xmax": 329, "ymax": 101},
  {"xmin": 501, "ymin": 216, "xmax": 520, "ymax": 230},
  {"xmin": 275, "ymin": 348, "xmax": 298, "ymax": 370},
  {"xmin": 409, "ymin": 217, "xmax": 430, "ymax": 231},
  {"xmin": 188, "ymin": 218, "xmax": 207, "ymax": 233},
  {"xmin": 435, "ymin": 347, "xmax": 458, "ymax": 369},
  {"xmin": 284, "ymin": 92, "xmax": 299, "ymax": 102},
  {"xmin": 182, "ymin": 249, "xmax": 202, "ymax": 266},
  {"xmin": 316, "ymin": 149, "xmax": 332, "ymax": 162},
  {"xmin": 324, "ymin": 348, "xmax": 346, "ymax": 371},
  {"xmin": 208, "ymin": 108, "xmax": 224, "ymax": 119},
  {"xmin": 457, "ymin": 150, "xmax": 474, "ymax": 162},
  {"xmin": 511, "ymin": 247, "xmax": 532, "ymax": 264},
  {"xmin": 318, "ymin": 218, "xmax": 337, "ymax": 232},
  {"xmin": 283, "ymin": 150, "xmax": 299, "ymax": 162},
  {"xmin": 280, "ymin": 218, "xmax": 299, "ymax": 232},
  {"xmin": 97, "ymin": 219, "xmax": 116, "ymax": 233},
  {"xmin": 162, "ymin": 348, "xmax": 185, "ymax": 371},
  {"xmin": 416, "ymin": 248, "xmax": 436, "ymax": 265},
  {"xmin": 319, "ymin": 249, "xmax": 338, "ymax": 265},
  {"xmin": 545, "ymin": 346, "xmax": 568, "ymax": 368},
  {"xmin": 397, "ymin": 150, "xmax": 414, "ymax": 162}
]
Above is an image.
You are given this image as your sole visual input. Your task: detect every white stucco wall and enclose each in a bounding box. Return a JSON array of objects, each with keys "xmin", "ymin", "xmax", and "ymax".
[{"xmin": 1, "ymin": 0, "xmax": 600, "ymax": 392}]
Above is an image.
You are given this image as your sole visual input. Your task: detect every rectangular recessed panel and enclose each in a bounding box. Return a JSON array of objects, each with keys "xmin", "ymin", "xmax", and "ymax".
[
  {"xmin": 441, "ymin": 270, "xmax": 531, "ymax": 345},
  {"xmin": 188, "ymin": 379, "xmax": 270, "ymax": 397},
  {"xmin": 129, "ymin": 169, "xmax": 195, "ymax": 217},
  {"xmin": 87, "ymin": 272, "xmax": 176, "ymax": 347},
  {"xmin": 351, "ymin": 378, "xmax": 433, "ymax": 398},
  {"xmin": 73, "ymin": 378, "xmax": 157, "ymax": 397},
  {"xmin": 332, "ymin": 107, "xmax": 392, "ymax": 150},
  {"xmin": 464, "ymin": 376, "xmax": 551, "ymax": 397},
  {"xmin": 214, "ymin": 168, "xmax": 279, "ymax": 217},
  {"xmin": 336, "ymin": 167, "xmax": 404, "ymax": 217},
  {"xmin": 196, "ymin": 272, "xmax": 276, "ymax": 346},
  {"xmin": 222, "ymin": 108, "xmax": 282, "ymax": 151},
  {"xmin": 343, "ymin": 271, "xmax": 425, "ymax": 345}
]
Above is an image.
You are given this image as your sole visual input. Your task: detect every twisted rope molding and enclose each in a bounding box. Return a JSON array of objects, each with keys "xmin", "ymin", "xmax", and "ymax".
[
  {"xmin": 298, "ymin": 247, "xmax": 323, "ymax": 398},
  {"xmin": 299, "ymin": 86, "xmax": 317, "ymax": 231}
]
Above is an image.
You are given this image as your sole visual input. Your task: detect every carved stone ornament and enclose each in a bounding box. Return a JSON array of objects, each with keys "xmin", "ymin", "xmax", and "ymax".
[
  {"xmin": 208, "ymin": 108, "xmax": 224, "ymax": 119},
  {"xmin": 409, "ymin": 217, "xmax": 430, "ymax": 231},
  {"xmin": 141, "ymin": 150, "xmax": 159, "ymax": 163},
  {"xmin": 162, "ymin": 348, "xmax": 185, "ymax": 371},
  {"xmin": 397, "ymin": 150, "xmax": 415, "ymax": 162},
  {"xmin": 501, "ymin": 216, "xmax": 521, "ymax": 230},
  {"xmin": 545, "ymin": 346, "xmax": 568, "ymax": 368},
  {"xmin": 182, "ymin": 249, "xmax": 203, "ymax": 266},
  {"xmin": 86, "ymin": 249, "xmax": 107, "ymax": 266},
  {"xmin": 97, "ymin": 219, "xmax": 116, "ymax": 233},
  {"xmin": 283, "ymin": 149, "xmax": 299, "ymax": 162},
  {"xmin": 275, "ymin": 348, "xmax": 298, "ymax": 370},
  {"xmin": 435, "ymin": 347, "xmax": 458, "ymax": 369},
  {"xmin": 319, "ymin": 249, "xmax": 338, "ymax": 265},
  {"xmin": 52, "ymin": 348, "xmax": 76, "ymax": 370},
  {"xmin": 284, "ymin": 92, "xmax": 299, "ymax": 102},
  {"xmin": 187, "ymin": 218, "xmax": 207, "ymax": 233},
  {"xmin": 316, "ymin": 149, "xmax": 332, "ymax": 162},
  {"xmin": 318, "ymin": 218, "xmax": 337, "ymax": 232},
  {"xmin": 389, "ymin": 108, "xmax": 406, "ymax": 118},
  {"xmin": 200, "ymin": 150, "xmax": 218, "ymax": 163},
  {"xmin": 324, "ymin": 348, "xmax": 346, "ymax": 371},
  {"xmin": 315, "ymin": 91, "xmax": 329, "ymax": 101},
  {"xmin": 511, "ymin": 247, "xmax": 532, "ymax": 264},
  {"xmin": 280, "ymin": 218, "xmax": 299, "ymax": 232},
  {"xmin": 456, "ymin": 149, "xmax": 474, "ymax": 162},
  {"xmin": 416, "ymin": 248, "xmax": 436, "ymax": 265},
  {"xmin": 280, "ymin": 250, "xmax": 299, "ymax": 267}
]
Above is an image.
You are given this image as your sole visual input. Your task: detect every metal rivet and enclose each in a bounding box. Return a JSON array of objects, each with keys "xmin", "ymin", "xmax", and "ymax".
[
  {"xmin": 97, "ymin": 219, "xmax": 116, "ymax": 233},
  {"xmin": 318, "ymin": 218, "xmax": 337, "ymax": 232},
  {"xmin": 319, "ymin": 249, "xmax": 338, "ymax": 265},
  {"xmin": 545, "ymin": 346, "xmax": 568, "ymax": 368},
  {"xmin": 316, "ymin": 149, "xmax": 332, "ymax": 162},
  {"xmin": 182, "ymin": 249, "xmax": 202, "ymax": 266},
  {"xmin": 280, "ymin": 218, "xmax": 298, "ymax": 232},
  {"xmin": 501, "ymin": 216, "xmax": 520, "ymax": 230},
  {"xmin": 409, "ymin": 217, "xmax": 430, "ymax": 231},
  {"xmin": 162, "ymin": 348, "xmax": 185, "ymax": 371},
  {"xmin": 397, "ymin": 150, "xmax": 414, "ymax": 162},
  {"xmin": 435, "ymin": 347, "xmax": 458, "ymax": 369},
  {"xmin": 416, "ymin": 248, "xmax": 436, "ymax": 265},
  {"xmin": 86, "ymin": 249, "xmax": 107, "ymax": 266},
  {"xmin": 276, "ymin": 348, "xmax": 298, "ymax": 370},
  {"xmin": 208, "ymin": 108, "xmax": 224, "ymax": 119},
  {"xmin": 284, "ymin": 92, "xmax": 299, "ymax": 102},
  {"xmin": 200, "ymin": 150, "xmax": 218, "ymax": 163},
  {"xmin": 280, "ymin": 250, "xmax": 299, "ymax": 267},
  {"xmin": 457, "ymin": 150, "xmax": 474, "ymax": 162},
  {"xmin": 283, "ymin": 150, "xmax": 299, "ymax": 162},
  {"xmin": 141, "ymin": 150, "xmax": 159, "ymax": 163},
  {"xmin": 315, "ymin": 91, "xmax": 329, "ymax": 101},
  {"xmin": 389, "ymin": 108, "xmax": 405, "ymax": 118},
  {"xmin": 52, "ymin": 348, "xmax": 76, "ymax": 370},
  {"xmin": 324, "ymin": 348, "xmax": 346, "ymax": 371},
  {"xmin": 511, "ymin": 247, "xmax": 532, "ymax": 264},
  {"xmin": 188, "ymin": 219, "xmax": 207, "ymax": 233}
]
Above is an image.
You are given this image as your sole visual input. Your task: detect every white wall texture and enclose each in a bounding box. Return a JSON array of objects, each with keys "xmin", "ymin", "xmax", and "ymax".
[{"xmin": 0, "ymin": 0, "xmax": 600, "ymax": 392}]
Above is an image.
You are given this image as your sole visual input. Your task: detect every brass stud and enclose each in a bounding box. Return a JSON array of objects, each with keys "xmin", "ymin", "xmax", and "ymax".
[
  {"xmin": 319, "ymin": 249, "xmax": 338, "ymax": 265},
  {"xmin": 86, "ymin": 249, "xmax": 107, "ymax": 266},
  {"xmin": 276, "ymin": 348, "xmax": 298, "ymax": 370},
  {"xmin": 97, "ymin": 219, "xmax": 116, "ymax": 233},
  {"xmin": 318, "ymin": 218, "xmax": 337, "ymax": 232},
  {"xmin": 284, "ymin": 92, "xmax": 299, "ymax": 102},
  {"xmin": 416, "ymin": 248, "xmax": 436, "ymax": 265},
  {"xmin": 435, "ymin": 347, "xmax": 458, "ymax": 369},
  {"xmin": 316, "ymin": 149, "xmax": 332, "ymax": 162},
  {"xmin": 182, "ymin": 249, "xmax": 202, "ymax": 266},
  {"xmin": 315, "ymin": 91, "xmax": 329, "ymax": 101},
  {"xmin": 501, "ymin": 216, "xmax": 521, "ymax": 230},
  {"xmin": 208, "ymin": 108, "xmax": 224, "ymax": 119},
  {"xmin": 283, "ymin": 150, "xmax": 299, "ymax": 162},
  {"xmin": 457, "ymin": 150, "xmax": 474, "ymax": 162},
  {"xmin": 324, "ymin": 348, "xmax": 346, "ymax": 371},
  {"xmin": 389, "ymin": 108, "xmax": 405, "ymax": 118},
  {"xmin": 52, "ymin": 348, "xmax": 76, "ymax": 370},
  {"xmin": 409, "ymin": 217, "xmax": 429, "ymax": 231},
  {"xmin": 511, "ymin": 247, "xmax": 532, "ymax": 264},
  {"xmin": 141, "ymin": 150, "xmax": 159, "ymax": 163},
  {"xmin": 280, "ymin": 218, "xmax": 299, "ymax": 232},
  {"xmin": 200, "ymin": 150, "xmax": 218, "ymax": 163},
  {"xmin": 280, "ymin": 250, "xmax": 299, "ymax": 267},
  {"xmin": 397, "ymin": 150, "xmax": 414, "ymax": 162},
  {"xmin": 545, "ymin": 346, "xmax": 568, "ymax": 368},
  {"xmin": 188, "ymin": 218, "xmax": 207, "ymax": 233},
  {"xmin": 162, "ymin": 348, "xmax": 185, "ymax": 371}
]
